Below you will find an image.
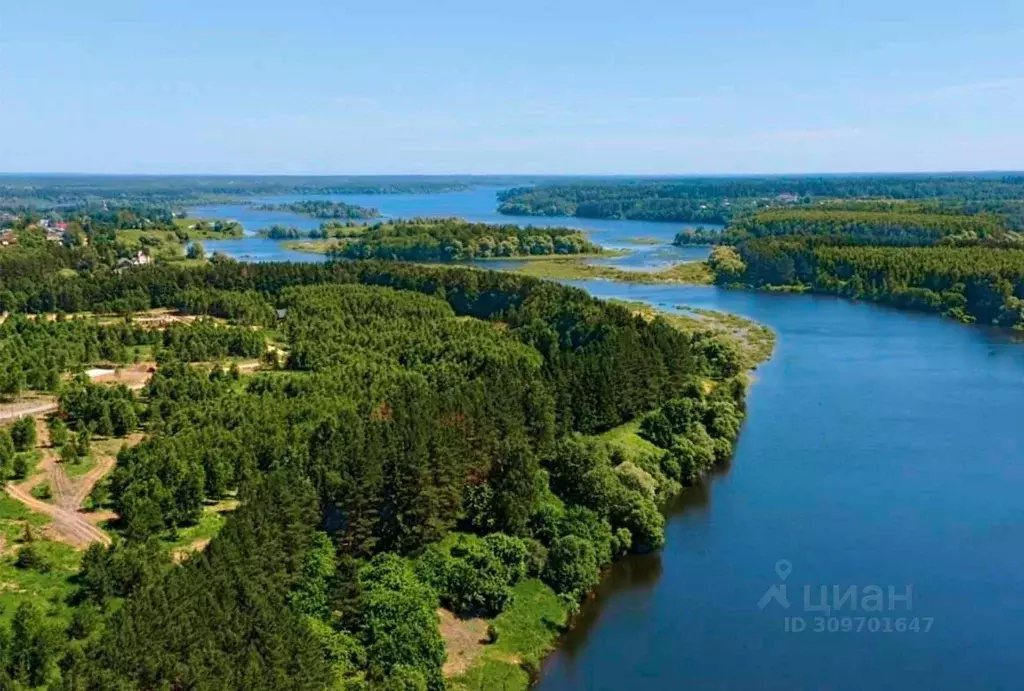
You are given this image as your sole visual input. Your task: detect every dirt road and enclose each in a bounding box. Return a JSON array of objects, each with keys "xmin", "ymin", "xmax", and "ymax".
[{"xmin": 2, "ymin": 420, "xmax": 133, "ymax": 548}]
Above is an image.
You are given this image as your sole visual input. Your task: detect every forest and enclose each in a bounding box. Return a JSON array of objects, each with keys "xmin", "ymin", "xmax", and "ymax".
[
  {"xmin": 254, "ymin": 200, "xmax": 380, "ymax": 220},
  {"xmin": 314, "ymin": 218, "xmax": 603, "ymax": 261},
  {"xmin": 709, "ymin": 239, "xmax": 1024, "ymax": 329},
  {"xmin": 674, "ymin": 207, "xmax": 1022, "ymax": 247},
  {"xmin": 0, "ymin": 175, "xmax": 524, "ymax": 209},
  {"xmin": 497, "ymin": 174, "xmax": 1024, "ymax": 223},
  {"xmin": 0, "ymin": 252, "xmax": 751, "ymax": 690}
]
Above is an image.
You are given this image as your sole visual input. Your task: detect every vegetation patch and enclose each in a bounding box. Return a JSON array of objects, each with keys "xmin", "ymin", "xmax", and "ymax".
[
  {"xmin": 286, "ymin": 218, "xmax": 604, "ymax": 261},
  {"xmin": 496, "ymin": 257, "xmax": 713, "ymax": 284}
]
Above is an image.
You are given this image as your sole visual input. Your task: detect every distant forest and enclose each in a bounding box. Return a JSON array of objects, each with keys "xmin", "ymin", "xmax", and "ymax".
[
  {"xmin": 674, "ymin": 206, "xmax": 1024, "ymax": 247},
  {"xmin": 0, "ymin": 175, "xmax": 514, "ymax": 207},
  {"xmin": 497, "ymin": 174, "xmax": 1024, "ymax": 224},
  {"xmin": 695, "ymin": 195, "xmax": 1024, "ymax": 330}
]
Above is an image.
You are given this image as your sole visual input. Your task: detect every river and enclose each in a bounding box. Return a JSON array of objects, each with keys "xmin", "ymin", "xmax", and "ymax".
[{"xmin": 193, "ymin": 189, "xmax": 1024, "ymax": 690}]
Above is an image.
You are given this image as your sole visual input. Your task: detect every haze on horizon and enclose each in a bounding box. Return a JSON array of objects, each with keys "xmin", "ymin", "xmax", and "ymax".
[{"xmin": 2, "ymin": 0, "xmax": 1022, "ymax": 176}]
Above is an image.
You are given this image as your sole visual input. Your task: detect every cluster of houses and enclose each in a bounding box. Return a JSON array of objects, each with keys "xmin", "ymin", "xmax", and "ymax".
[
  {"xmin": 38, "ymin": 219, "xmax": 71, "ymax": 242},
  {"xmin": 1, "ymin": 218, "xmax": 76, "ymax": 248}
]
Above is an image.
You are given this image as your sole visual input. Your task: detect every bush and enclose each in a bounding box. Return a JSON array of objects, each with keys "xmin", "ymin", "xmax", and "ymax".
[
  {"xmin": 356, "ymin": 554, "xmax": 445, "ymax": 691},
  {"xmin": 418, "ymin": 534, "xmax": 528, "ymax": 617},
  {"xmin": 614, "ymin": 461, "xmax": 658, "ymax": 500},
  {"xmin": 0, "ymin": 429, "xmax": 15, "ymax": 479},
  {"xmin": 544, "ymin": 535, "xmax": 599, "ymax": 599},
  {"xmin": 49, "ymin": 418, "xmax": 69, "ymax": 447},
  {"xmin": 15, "ymin": 544, "xmax": 51, "ymax": 573},
  {"xmin": 10, "ymin": 416, "xmax": 36, "ymax": 452}
]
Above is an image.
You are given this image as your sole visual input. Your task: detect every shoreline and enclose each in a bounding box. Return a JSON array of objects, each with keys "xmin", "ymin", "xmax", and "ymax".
[{"xmin": 449, "ymin": 303, "xmax": 776, "ymax": 689}]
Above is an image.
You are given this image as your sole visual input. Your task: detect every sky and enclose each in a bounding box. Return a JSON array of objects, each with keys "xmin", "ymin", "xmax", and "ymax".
[{"xmin": 1, "ymin": 0, "xmax": 1023, "ymax": 175}]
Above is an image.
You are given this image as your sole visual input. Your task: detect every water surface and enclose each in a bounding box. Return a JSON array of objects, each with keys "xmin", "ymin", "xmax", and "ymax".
[
  {"xmin": 192, "ymin": 186, "xmax": 716, "ymax": 268},
  {"xmin": 536, "ymin": 284, "xmax": 1024, "ymax": 691}
]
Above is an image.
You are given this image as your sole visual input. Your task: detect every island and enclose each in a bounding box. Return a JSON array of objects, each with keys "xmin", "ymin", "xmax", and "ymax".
[
  {"xmin": 285, "ymin": 217, "xmax": 606, "ymax": 261},
  {"xmin": 253, "ymin": 199, "xmax": 380, "ymax": 220}
]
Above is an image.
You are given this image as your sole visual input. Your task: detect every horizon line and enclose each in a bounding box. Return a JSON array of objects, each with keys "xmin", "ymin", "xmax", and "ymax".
[{"xmin": 2, "ymin": 169, "xmax": 1024, "ymax": 179}]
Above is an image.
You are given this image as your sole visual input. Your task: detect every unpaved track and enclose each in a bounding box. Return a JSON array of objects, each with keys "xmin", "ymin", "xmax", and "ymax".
[
  {"xmin": 0, "ymin": 399, "xmax": 58, "ymax": 424},
  {"xmin": 2, "ymin": 420, "xmax": 134, "ymax": 548}
]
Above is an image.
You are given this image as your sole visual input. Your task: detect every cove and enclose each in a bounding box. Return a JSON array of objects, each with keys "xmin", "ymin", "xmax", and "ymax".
[{"xmin": 196, "ymin": 189, "xmax": 1024, "ymax": 689}]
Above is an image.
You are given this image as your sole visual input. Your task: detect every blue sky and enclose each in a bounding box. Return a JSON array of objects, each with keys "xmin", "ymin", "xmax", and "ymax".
[{"xmin": 1, "ymin": 0, "xmax": 1022, "ymax": 174}]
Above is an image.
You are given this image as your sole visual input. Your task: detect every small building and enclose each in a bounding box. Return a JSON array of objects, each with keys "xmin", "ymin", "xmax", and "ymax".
[
  {"xmin": 777, "ymin": 193, "xmax": 800, "ymax": 203},
  {"xmin": 115, "ymin": 251, "xmax": 153, "ymax": 272}
]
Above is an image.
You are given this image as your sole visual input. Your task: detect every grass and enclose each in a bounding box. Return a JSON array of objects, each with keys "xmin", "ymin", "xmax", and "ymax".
[
  {"xmin": 171, "ymin": 218, "xmax": 245, "ymax": 239},
  {"xmin": 0, "ymin": 493, "xmax": 79, "ymax": 625},
  {"xmin": 678, "ymin": 307, "xmax": 777, "ymax": 366},
  {"xmin": 452, "ymin": 579, "xmax": 569, "ymax": 691},
  {"xmin": 0, "ymin": 539, "xmax": 81, "ymax": 625},
  {"xmin": 593, "ymin": 418, "xmax": 661, "ymax": 461},
  {"xmin": 164, "ymin": 498, "xmax": 239, "ymax": 553},
  {"xmin": 496, "ymin": 257, "xmax": 714, "ymax": 285},
  {"xmin": 116, "ymin": 220, "xmax": 243, "ymax": 262},
  {"xmin": 116, "ymin": 229, "xmax": 186, "ymax": 259},
  {"xmin": 615, "ymin": 300, "xmax": 776, "ymax": 369},
  {"xmin": 0, "ymin": 494, "xmax": 50, "ymax": 543},
  {"xmin": 13, "ymin": 450, "xmax": 43, "ymax": 481},
  {"xmin": 30, "ymin": 482, "xmax": 52, "ymax": 501},
  {"xmin": 624, "ymin": 236, "xmax": 664, "ymax": 245},
  {"xmin": 62, "ymin": 452, "xmax": 98, "ymax": 479}
]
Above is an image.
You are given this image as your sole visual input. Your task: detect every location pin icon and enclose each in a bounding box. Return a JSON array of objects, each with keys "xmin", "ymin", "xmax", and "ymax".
[{"xmin": 775, "ymin": 559, "xmax": 793, "ymax": 581}]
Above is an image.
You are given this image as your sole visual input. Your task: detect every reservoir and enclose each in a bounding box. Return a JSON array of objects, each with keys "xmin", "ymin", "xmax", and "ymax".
[{"xmin": 196, "ymin": 189, "xmax": 1024, "ymax": 690}]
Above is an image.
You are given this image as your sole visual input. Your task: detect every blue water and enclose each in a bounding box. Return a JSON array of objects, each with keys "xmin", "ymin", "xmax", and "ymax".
[
  {"xmin": 191, "ymin": 186, "xmax": 716, "ymax": 268},
  {"xmin": 536, "ymin": 284, "xmax": 1024, "ymax": 691},
  {"xmin": 196, "ymin": 188, "xmax": 1024, "ymax": 689}
]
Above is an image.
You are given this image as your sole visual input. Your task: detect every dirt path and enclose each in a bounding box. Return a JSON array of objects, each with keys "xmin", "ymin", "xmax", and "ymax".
[
  {"xmin": 2, "ymin": 421, "xmax": 141, "ymax": 549},
  {"xmin": 0, "ymin": 398, "xmax": 58, "ymax": 424}
]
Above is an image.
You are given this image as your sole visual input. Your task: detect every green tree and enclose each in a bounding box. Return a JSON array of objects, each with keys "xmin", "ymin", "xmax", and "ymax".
[
  {"xmin": 49, "ymin": 417, "xmax": 69, "ymax": 447},
  {"xmin": 357, "ymin": 554, "xmax": 445, "ymax": 691},
  {"xmin": 10, "ymin": 416, "xmax": 36, "ymax": 452},
  {"xmin": 544, "ymin": 535, "xmax": 599, "ymax": 599}
]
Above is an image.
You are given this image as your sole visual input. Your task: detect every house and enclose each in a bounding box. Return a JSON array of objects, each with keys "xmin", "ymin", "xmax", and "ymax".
[
  {"xmin": 54, "ymin": 222, "xmax": 68, "ymax": 232},
  {"xmin": 115, "ymin": 251, "xmax": 153, "ymax": 272},
  {"xmin": 777, "ymin": 193, "xmax": 800, "ymax": 203},
  {"xmin": 0, "ymin": 230, "xmax": 15, "ymax": 247}
]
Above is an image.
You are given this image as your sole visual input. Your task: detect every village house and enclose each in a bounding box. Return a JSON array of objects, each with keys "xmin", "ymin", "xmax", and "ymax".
[{"xmin": 116, "ymin": 250, "xmax": 153, "ymax": 271}]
